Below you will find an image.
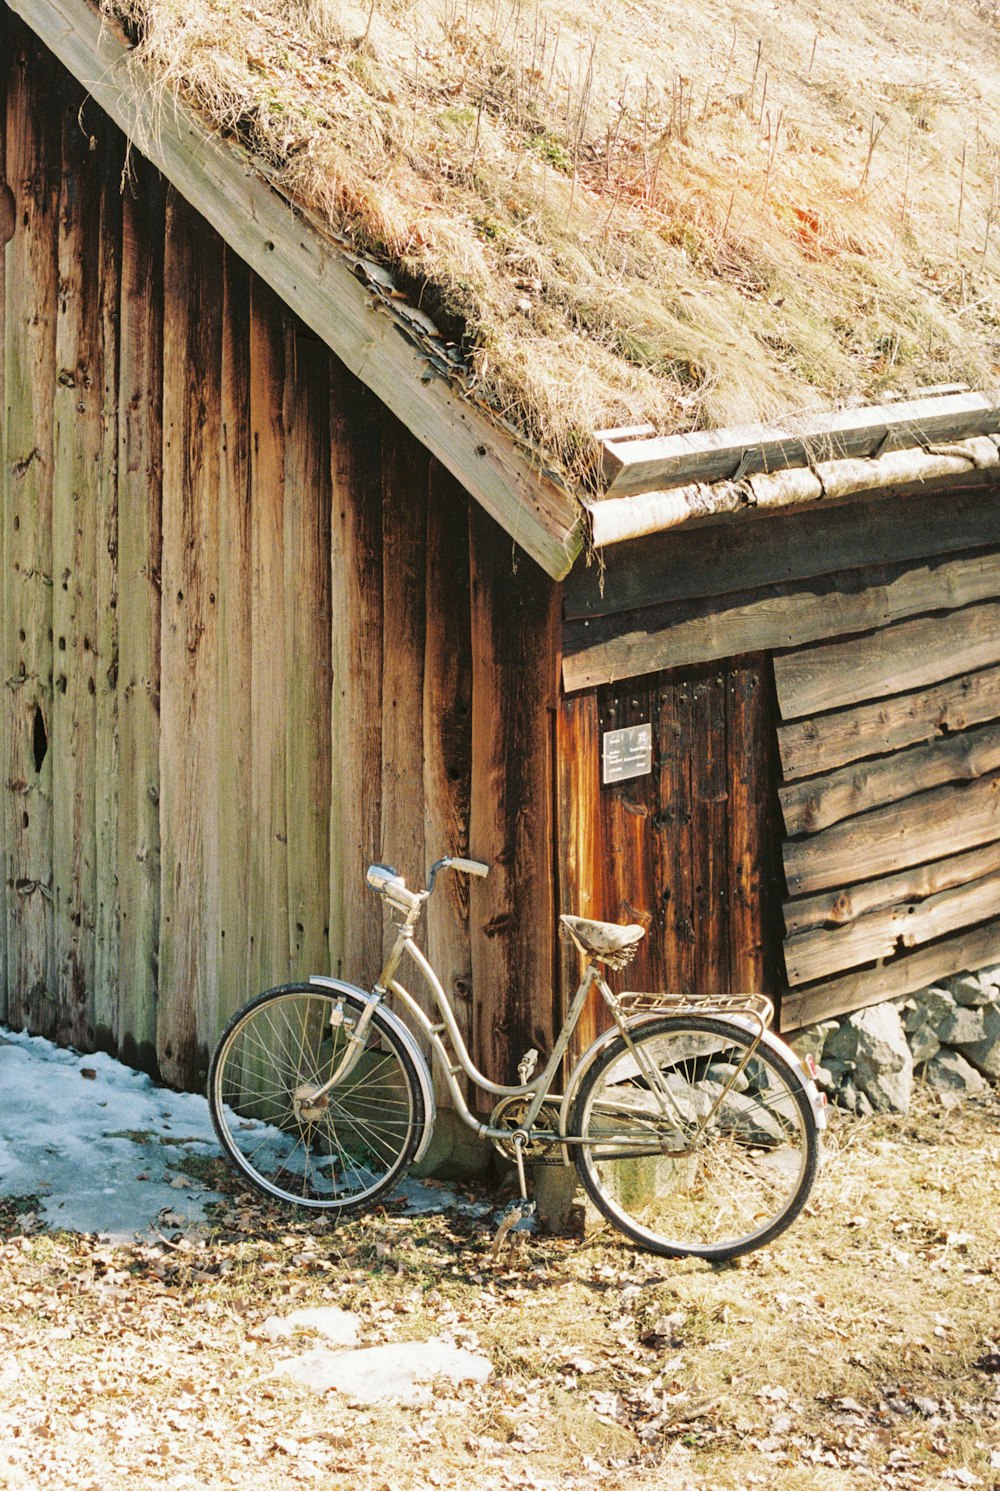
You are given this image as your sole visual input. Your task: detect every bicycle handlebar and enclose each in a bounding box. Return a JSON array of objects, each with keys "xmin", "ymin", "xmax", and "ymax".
[
  {"xmin": 447, "ymin": 857, "xmax": 489, "ymax": 878},
  {"xmin": 367, "ymin": 857, "xmax": 490, "ymax": 904},
  {"xmin": 425, "ymin": 855, "xmax": 489, "ymax": 895}
]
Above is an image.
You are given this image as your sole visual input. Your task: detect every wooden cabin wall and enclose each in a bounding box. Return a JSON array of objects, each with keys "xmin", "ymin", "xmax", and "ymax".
[
  {"xmin": 563, "ymin": 480, "xmax": 1000, "ymax": 1032},
  {"xmin": 0, "ymin": 19, "xmax": 561, "ymax": 1096}
]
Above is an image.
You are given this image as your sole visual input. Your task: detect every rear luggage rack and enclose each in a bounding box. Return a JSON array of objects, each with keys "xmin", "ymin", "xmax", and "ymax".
[{"xmin": 617, "ymin": 991, "xmax": 774, "ymax": 1035}]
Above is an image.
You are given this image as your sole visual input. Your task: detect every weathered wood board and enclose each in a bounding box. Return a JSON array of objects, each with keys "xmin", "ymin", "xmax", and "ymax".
[
  {"xmin": 247, "ymin": 279, "xmax": 289, "ymax": 1004},
  {"xmin": 113, "ymin": 157, "xmax": 163, "ymax": 1071},
  {"xmin": 0, "ymin": 6, "xmax": 7, "ymax": 1019},
  {"xmin": 92, "ymin": 121, "xmax": 123, "ymax": 1049},
  {"xmin": 156, "ymin": 189, "xmax": 222, "ymax": 1088},
  {"xmin": 52, "ymin": 97, "xmax": 101, "ymax": 1047},
  {"xmin": 216, "ymin": 247, "xmax": 252, "ymax": 1029},
  {"xmin": 283, "ymin": 327, "xmax": 332, "ymax": 986},
  {"xmin": 780, "ymin": 720, "xmax": 1000, "ymax": 837},
  {"xmin": 777, "ymin": 664, "xmax": 1000, "ymax": 782},
  {"xmin": 470, "ymin": 505, "xmax": 559, "ymax": 1091},
  {"xmin": 599, "ymin": 389, "xmax": 1000, "ymax": 496},
  {"xmin": 774, "ymin": 600, "xmax": 1000, "ymax": 721},
  {"xmin": 3, "ymin": 30, "xmax": 57, "ymax": 1033},
  {"xmin": 565, "ymin": 481, "xmax": 1000, "ymax": 621},
  {"xmin": 782, "ymin": 919, "xmax": 1000, "ymax": 1030},
  {"xmin": 563, "ymin": 548, "xmax": 1000, "ymax": 692},
  {"xmin": 423, "ymin": 465, "xmax": 474, "ymax": 1096},
  {"xmin": 784, "ymin": 866, "xmax": 1000, "ymax": 986}
]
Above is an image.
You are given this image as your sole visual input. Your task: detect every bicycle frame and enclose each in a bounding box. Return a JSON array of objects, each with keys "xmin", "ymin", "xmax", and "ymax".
[
  {"xmin": 303, "ymin": 869, "xmax": 812, "ymax": 1160},
  {"xmin": 386, "ymin": 933, "xmax": 602, "ymax": 1142},
  {"xmin": 309, "ymin": 902, "xmax": 609, "ymax": 1144}
]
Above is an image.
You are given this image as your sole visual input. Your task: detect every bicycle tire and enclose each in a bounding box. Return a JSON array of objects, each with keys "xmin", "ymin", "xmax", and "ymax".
[
  {"xmin": 208, "ymin": 984, "xmax": 424, "ymax": 1211},
  {"xmin": 570, "ymin": 1015, "xmax": 819, "ymax": 1261}
]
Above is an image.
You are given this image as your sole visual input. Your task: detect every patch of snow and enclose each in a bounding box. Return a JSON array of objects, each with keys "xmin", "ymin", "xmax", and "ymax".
[
  {"xmin": 0, "ymin": 1026, "xmax": 224, "ymax": 1241},
  {"xmin": 257, "ymin": 1307, "xmax": 360, "ymax": 1346},
  {"xmin": 272, "ymin": 1337, "xmax": 492, "ymax": 1403},
  {"xmin": 0, "ymin": 1026, "xmax": 491, "ymax": 1241}
]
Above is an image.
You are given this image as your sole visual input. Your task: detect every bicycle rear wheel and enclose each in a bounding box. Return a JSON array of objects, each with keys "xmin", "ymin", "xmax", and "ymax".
[
  {"xmin": 209, "ymin": 985, "xmax": 424, "ymax": 1211},
  {"xmin": 570, "ymin": 1015, "xmax": 819, "ymax": 1261}
]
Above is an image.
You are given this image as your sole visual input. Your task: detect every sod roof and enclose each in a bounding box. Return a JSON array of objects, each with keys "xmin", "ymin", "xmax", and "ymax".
[{"xmin": 95, "ymin": 0, "xmax": 1000, "ymax": 489}]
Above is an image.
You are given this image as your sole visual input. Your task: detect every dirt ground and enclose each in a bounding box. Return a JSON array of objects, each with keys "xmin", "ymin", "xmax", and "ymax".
[{"xmin": 1, "ymin": 1083, "xmax": 999, "ymax": 1491}]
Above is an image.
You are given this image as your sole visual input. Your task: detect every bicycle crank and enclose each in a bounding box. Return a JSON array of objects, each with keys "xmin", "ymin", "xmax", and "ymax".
[{"xmin": 489, "ymin": 1094, "xmax": 562, "ymax": 1160}]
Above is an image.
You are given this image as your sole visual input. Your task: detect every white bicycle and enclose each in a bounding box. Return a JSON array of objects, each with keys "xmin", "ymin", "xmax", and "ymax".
[{"xmin": 209, "ymin": 856, "xmax": 825, "ymax": 1261}]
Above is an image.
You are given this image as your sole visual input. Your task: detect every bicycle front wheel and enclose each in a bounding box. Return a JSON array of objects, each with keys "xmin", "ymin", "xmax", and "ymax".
[
  {"xmin": 570, "ymin": 1015, "xmax": 819, "ymax": 1262},
  {"xmin": 209, "ymin": 985, "xmax": 425, "ymax": 1211}
]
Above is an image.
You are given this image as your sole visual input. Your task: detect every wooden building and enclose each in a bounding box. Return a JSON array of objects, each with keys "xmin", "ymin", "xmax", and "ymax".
[{"xmin": 2, "ymin": 0, "xmax": 999, "ymax": 1136}]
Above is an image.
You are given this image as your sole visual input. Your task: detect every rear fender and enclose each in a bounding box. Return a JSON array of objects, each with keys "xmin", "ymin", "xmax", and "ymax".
[{"xmin": 562, "ymin": 1012, "xmax": 827, "ymax": 1136}]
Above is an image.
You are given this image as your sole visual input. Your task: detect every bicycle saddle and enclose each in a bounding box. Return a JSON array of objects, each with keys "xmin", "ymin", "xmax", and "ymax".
[{"xmin": 559, "ymin": 914, "xmax": 646, "ymax": 969}]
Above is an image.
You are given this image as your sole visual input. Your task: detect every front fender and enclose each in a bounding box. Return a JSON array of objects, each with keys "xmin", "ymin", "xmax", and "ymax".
[{"xmin": 308, "ymin": 975, "xmax": 437, "ymax": 1163}]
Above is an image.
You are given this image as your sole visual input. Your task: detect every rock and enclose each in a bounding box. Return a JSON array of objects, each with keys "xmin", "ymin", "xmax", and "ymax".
[
  {"xmin": 953, "ymin": 1003, "xmax": 1000, "ymax": 1080},
  {"xmin": 943, "ymin": 973, "xmax": 991, "ymax": 1007},
  {"xmin": 836, "ymin": 1080, "xmax": 874, "ymax": 1117},
  {"xmin": 923, "ymin": 1050, "xmax": 987, "ymax": 1096},
  {"xmin": 902, "ymin": 987, "xmax": 955, "ymax": 1034},
  {"xmin": 907, "ymin": 1025, "xmax": 940, "ymax": 1066},
  {"xmin": 977, "ymin": 968, "xmax": 1000, "ymax": 1006},
  {"xmin": 272, "ymin": 1338, "xmax": 492, "ymax": 1403},
  {"xmin": 825, "ymin": 1003, "xmax": 913, "ymax": 1113},
  {"xmin": 936, "ymin": 1007, "xmax": 987, "ymax": 1047},
  {"xmin": 788, "ymin": 1021, "xmax": 838, "ymax": 1065}
]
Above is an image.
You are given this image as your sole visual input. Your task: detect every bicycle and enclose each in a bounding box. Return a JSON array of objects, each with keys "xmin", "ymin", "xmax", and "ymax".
[{"xmin": 208, "ymin": 856, "xmax": 826, "ymax": 1262}]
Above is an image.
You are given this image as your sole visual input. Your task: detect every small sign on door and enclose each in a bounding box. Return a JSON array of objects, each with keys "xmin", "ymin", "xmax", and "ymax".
[{"xmin": 602, "ymin": 722, "xmax": 653, "ymax": 785}]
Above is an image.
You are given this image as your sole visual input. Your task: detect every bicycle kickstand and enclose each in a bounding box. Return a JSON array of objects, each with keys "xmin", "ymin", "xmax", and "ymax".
[{"xmin": 491, "ymin": 1131, "xmax": 536, "ymax": 1262}]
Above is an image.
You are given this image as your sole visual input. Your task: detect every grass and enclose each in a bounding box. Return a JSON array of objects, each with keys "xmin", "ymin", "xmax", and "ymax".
[
  {"xmin": 97, "ymin": 0, "xmax": 1000, "ymax": 487},
  {"xmin": 1, "ymin": 1083, "xmax": 999, "ymax": 1488}
]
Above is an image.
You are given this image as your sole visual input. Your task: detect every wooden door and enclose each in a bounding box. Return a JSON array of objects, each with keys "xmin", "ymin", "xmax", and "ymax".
[{"xmin": 558, "ymin": 654, "xmax": 785, "ymax": 1050}]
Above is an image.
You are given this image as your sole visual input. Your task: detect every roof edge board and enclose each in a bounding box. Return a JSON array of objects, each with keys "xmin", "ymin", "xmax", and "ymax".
[
  {"xmin": 587, "ymin": 433, "xmax": 1000, "ymax": 547},
  {"xmin": 7, "ymin": 0, "xmax": 582, "ymax": 580},
  {"xmin": 599, "ymin": 389, "xmax": 1000, "ymax": 499}
]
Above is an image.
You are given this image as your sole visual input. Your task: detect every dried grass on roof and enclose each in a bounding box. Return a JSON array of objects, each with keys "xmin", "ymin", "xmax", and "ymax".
[{"xmin": 104, "ymin": 0, "xmax": 1000, "ymax": 481}]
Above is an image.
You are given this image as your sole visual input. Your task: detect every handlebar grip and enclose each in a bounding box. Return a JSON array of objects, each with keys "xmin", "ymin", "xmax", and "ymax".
[{"xmin": 450, "ymin": 857, "xmax": 489, "ymax": 878}]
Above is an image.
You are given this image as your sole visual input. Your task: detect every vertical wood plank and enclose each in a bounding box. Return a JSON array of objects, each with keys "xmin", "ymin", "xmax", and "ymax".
[
  {"xmin": 51, "ymin": 93, "xmax": 102, "ymax": 1047},
  {"xmin": 216, "ymin": 247, "xmax": 252, "ymax": 1029},
  {"xmin": 328, "ymin": 359, "xmax": 382, "ymax": 985},
  {"xmin": 3, "ymin": 31, "xmax": 58, "ymax": 1033},
  {"xmin": 556, "ymin": 691, "xmax": 603, "ymax": 1059},
  {"xmin": 380, "ymin": 413, "xmax": 428, "ymax": 988},
  {"xmin": 423, "ymin": 463, "xmax": 473, "ymax": 1098},
  {"xmin": 283, "ymin": 326, "xmax": 332, "ymax": 981},
  {"xmin": 728, "ymin": 662, "xmax": 770, "ymax": 992},
  {"xmin": 92, "ymin": 120, "xmax": 122, "ymax": 1052},
  {"xmin": 656, "ymin": 673, "xmax": 696, "ymax": 994},
  {"xmin": 157, "ymin": 188, "xmax": 221, "ymax": 1087},
  {"xmin": 598, "ymin": 680, "xmax": 660, "ymax": 989},
  {"xmin": 0, "ymin": 6, "xmax": 10, "ymax": 1021},
  {"xmin": 247, "ymin": 278, "xmax": 288, "ymax": 996},
  {"xmin": 115, "ymin": 158, "xmax": 163, "ymax": 1073},
  {"xmin": 691, "ymin": 668, "xmax": 730, "ymax": 995},
  {"xmin": 469, "ymin": 508, "xmax": 559, "ymax": 1089}
]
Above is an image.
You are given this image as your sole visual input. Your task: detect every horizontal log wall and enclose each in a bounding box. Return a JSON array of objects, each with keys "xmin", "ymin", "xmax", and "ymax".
[
  {"xmin": 776, "ymin": 602, "xmax": 1000, "ymax": 1028},
  {"xmin": 0, "ymin": 21, "xmax": 559, "ymax": 1093},
  {"xmin": 566, "ymin": 458, "xmax": 1000, "ymax": 1033}
]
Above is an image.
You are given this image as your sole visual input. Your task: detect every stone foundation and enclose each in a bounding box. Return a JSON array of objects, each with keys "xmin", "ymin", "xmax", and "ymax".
[{"xmin": 788, "ymin": 964, "xmax": 1000, "ymax": 1115}]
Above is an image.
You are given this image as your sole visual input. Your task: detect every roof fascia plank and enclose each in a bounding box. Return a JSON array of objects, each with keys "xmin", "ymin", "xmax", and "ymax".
[
  {"xmin": 600, "ymin": 390, "xmax": 1000, "ymax": 498},
  {"xmin": 8, "ymin": 0, "xmax": 582, "ymax": 580}
]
